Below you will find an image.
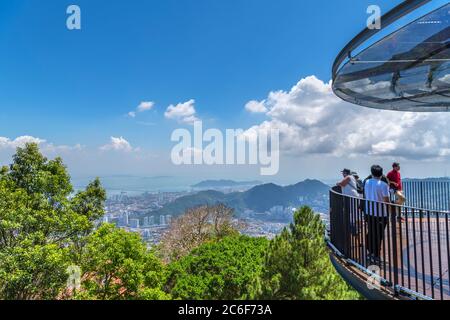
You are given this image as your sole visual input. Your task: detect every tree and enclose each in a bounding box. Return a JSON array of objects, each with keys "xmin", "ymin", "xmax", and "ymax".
[
  {"xmin": 77, "ymin": 224, "xmax": 168, "ymax": 300},
  {"xmin": 0, "ymin": 144, "xmax": 359, "ymax": 301},
  {"xmin": 255, "ymin": 206, "xmax": 359, "ymax": 300},
  {"xmin": 0, "ymin": 243, "xmax": 70, "ymax": 300},
  {"xmin": 165, "ymin": 235, "xmax": 268, "ymax": 300},
  {"xmin": 158, "ymin": 204, "xmax": 241, "ymax": 263},
  {"xmin": 0, "ymin": 143, "xmax": 106, "ymax": 300}
]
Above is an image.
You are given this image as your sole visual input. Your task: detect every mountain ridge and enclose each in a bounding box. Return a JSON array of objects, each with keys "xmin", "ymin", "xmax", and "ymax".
[
  {"xmin": 151, "ymin": 179, "xmax": 329, "ymax": 217},
  {"xmin": 192, "ymin": 179, "xmax": 263, "ymax": 188}
]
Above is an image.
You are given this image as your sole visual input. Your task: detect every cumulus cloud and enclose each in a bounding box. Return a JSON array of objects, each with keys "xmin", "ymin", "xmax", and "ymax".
[
  {"xmin": 128, "ymin": 101, "xmax": 155, "ymax": 118},
  {"xmin": 137, "ymin": 101, "xmax": 154, "ymax": 112},
  {"xmin": 0, "ymin": 136, "xmax": 46, "ymax": 149},
  {"xmin": 243, "ymin": 75, "xmax": 450, "ymax": 161},
  {"xmin": 165, "ymin": 99, "xmax": 199, "ymax": 124},
  {"xmin": 100, "ymin": 136, "xmax": 138, "ymax": 153},
  {"xmin": 245, "ymin": 100, "xmax": 268, "ymax": 113},
  {"xmin": 0, "ymin": 136, "xmax": 84, "ymax": 160},
  {"xmin": 43, "ymin": 143, "xmax": 84, "ymax": 153}
]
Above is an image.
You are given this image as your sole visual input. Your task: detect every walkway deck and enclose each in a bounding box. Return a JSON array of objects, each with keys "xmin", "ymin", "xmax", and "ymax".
[{"xmin": 346, "ymin": 215, "xmax": 450, "ymax": 299}]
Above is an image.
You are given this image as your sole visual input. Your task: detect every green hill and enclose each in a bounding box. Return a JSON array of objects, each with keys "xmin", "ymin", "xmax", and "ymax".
[{"xmin": 151, "ymin": 179, "xmax": 329, "ymax": 217}]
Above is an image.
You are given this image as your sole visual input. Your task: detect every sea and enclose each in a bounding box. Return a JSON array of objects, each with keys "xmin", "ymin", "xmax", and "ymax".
[{"xmin": 72, "ymin": 175, "xmax": 197, "ymax": 196}]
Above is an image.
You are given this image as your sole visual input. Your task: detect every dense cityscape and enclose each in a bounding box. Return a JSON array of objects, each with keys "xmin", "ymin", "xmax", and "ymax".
[{"xmin": 103, "ymin": 186, "xmax": 330, "ymax": 246}]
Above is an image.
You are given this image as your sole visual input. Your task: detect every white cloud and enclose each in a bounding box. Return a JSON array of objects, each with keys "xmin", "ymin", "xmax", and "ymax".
[
  {"xmin": 100, "ymin": 137, "xmax": 138, "ymax": 153},
  {"xmin": 165, "ymin": 99, "xmax": 199, "ymax": 124},
  {"xmin": 244, "ymin": 75, "xmax": 450, "ymax": 161},
  {"xmin": 245, "ymin": 100, "xmax": 268, "ymax": 113},
  {"xmin": 0, "ymin": 136, "xmax": 84, "ymax": 159},
  {"xmin": 0, "ymin": 136, "xmax": 45, "ymax": 149},
  {"xmin": 128, "ymin": 101, "xmax": 155, "ymax": 118},
  {"xmin": 43, "ymin": 143, "xmax": 84, "ymax": 153},
  {"xmin": 137, "ymin": 101, "xmax": 154, "ymax": 112}
]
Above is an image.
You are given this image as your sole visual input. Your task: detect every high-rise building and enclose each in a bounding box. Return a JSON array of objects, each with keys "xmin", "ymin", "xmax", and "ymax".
[
  {"xmin": 129, "ymin": 219, "xmax": 140, "ymax": 229},
  {"xmin": 119, "ymin": 212, "xmax": 129, "ymax": 226}
]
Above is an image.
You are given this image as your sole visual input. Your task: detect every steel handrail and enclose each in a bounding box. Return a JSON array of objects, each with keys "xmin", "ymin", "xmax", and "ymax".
[
  {"xmin": 329, "ymin": 187, "xmax": 450, "ymax": 215},
  {"xmin": 328, "ymin": 187, "xmax": 450, "ymax": 300}
]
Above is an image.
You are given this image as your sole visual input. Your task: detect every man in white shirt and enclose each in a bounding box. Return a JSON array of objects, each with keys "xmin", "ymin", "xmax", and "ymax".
[
  {"xmin": 364, "ymin": 165, "xmax": 390, "ymax": 262},
  {"xmin": 337, "ymin": 168, "xmax": 360, "ymax": 198}
]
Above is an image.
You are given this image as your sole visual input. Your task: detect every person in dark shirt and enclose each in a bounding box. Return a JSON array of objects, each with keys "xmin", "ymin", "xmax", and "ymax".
[
  {"xmin": 387, "ymin": 162, "xmax": 406, "ymax": 205},
  {"xmin": 387, "ymin": 162, "xmax": 402, "ymax": 191},
  {"xmin": 351, "ymin": 171, "xmax": 364, "ymax": 196}
]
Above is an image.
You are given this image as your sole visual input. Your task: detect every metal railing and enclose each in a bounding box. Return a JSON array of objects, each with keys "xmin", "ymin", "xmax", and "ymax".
[
  {"xmin": 329, "ymin": 182, "xmax": 450, "ymax": 300},
  {"xmin": 403, "ymin": 180, "xmax": 450, "ymax": 212}
]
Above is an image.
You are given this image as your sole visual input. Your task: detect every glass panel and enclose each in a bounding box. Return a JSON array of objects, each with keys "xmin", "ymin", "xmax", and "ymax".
[{"xmin": 333, "ymin": 3, "xmax": 450, "ymax": 112}]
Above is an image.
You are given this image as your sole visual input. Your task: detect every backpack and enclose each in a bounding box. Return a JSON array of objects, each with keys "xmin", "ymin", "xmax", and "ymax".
[{"xmin": 355, "ymin": 177, "xmax": 364, "ymax": 194}]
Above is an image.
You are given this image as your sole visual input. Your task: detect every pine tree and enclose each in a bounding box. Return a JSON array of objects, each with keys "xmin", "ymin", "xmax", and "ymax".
[{"xmin": 255, "ymin": 206, "xmax": 359, "ymax": 300}]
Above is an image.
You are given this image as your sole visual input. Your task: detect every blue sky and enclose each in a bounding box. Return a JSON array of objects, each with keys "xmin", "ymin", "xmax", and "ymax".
[
  {"xmin": 0, "ymin": 0, "xmax": 395, "ymax": 141},
  {"xmin": 1, "ymin": 0, "xmax": 450, "ymax": 183}
]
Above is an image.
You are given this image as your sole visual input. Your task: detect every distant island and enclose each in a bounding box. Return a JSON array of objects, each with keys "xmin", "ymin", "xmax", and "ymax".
[{"xmin": 192, "ymin": 179, "xmax": 263, "ymax": 189}]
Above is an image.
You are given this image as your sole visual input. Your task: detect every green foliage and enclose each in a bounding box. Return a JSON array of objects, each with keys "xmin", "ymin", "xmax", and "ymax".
[
  {"xmin": 0, "ymin": 243, "xmax": 70, "ymax": 300},
  {"xmin": 137, "ymin": 287, "xmax": 171, "ymax": 300},
  {"xmin": 165, "ymin": 236, "xmax": 268, "ymax": 300},
  {"xmin": 0, "ymin": 143, "xmax": 169, "ymax": 301},
  {"xmin": 9, "ymin": 143, "xmax": 72, "ymax": 198},
  {"xmin": 0, "ymin": 144, "xmax": 358, "ymax": 301},
  {"xmin": 0, "ymin": 143, "xmax": 106, "ymax": 300},
  {"xmin": 80, "ymin": 224, "xmax": 145, "ymax": 299},
  {"xmin": 255, "ymin": 206, "xmax": 359, "ymax": 300},
  {"xmin": 79, "ymin": 224, "xmax": 167, "ymax": 300}
]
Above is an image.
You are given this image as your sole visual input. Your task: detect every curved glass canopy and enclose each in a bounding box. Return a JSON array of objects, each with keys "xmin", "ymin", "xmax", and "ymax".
[{"xmin": 333, "ymin": 3, "xmax": 450, "ymax": 112}]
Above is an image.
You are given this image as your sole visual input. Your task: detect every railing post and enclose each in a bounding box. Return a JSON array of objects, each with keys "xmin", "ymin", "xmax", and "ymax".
[
  {"xmin": 342, "ymin": 195, "xmax": 349, "ymax": 257},
  {"xmin": 390, "ymin": 204, "xmax": 399, "ymax": 296},
  {"xmin": 330, "ymin": 187, "xmax": 348, "ymax": 257},
  {"xmin": 420, "ymin": 182, "xmax": 424, "ymax": 210}
]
